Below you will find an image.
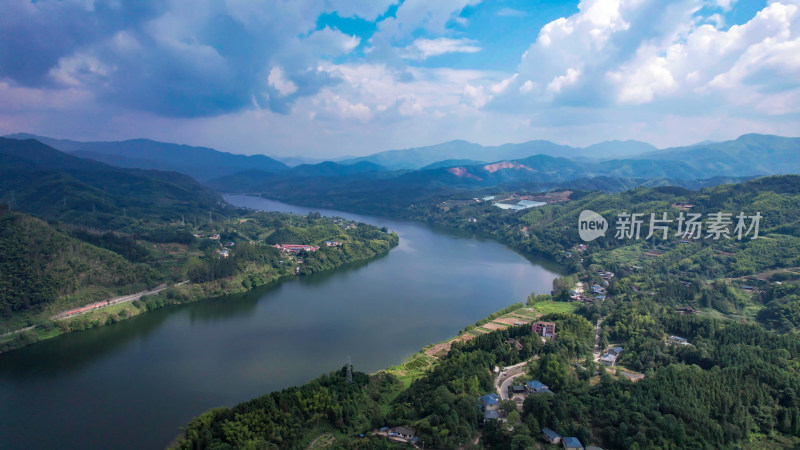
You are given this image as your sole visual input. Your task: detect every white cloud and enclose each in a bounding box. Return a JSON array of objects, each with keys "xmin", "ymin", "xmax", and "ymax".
[
  {"xmin": 370, "ymin": 0, "xmax": 482, "ymax": 50},
  {"xmin": 519, "ymin": 80, "xmax": 535, "ymax": 93},
  {"xmin": 402, "ymin": 37, "xmax": 481, "ymax": 59},
  {"xmin": 546, "ymin": 68, "xmax": 581, "ymax": 94},
  {"xmin": 303, "ymin": 27, "xmax": 361, "ymax": 56},
  {"xmin": 716, "ymin": 0, "xmax": 736, "ymax": 11},
  {"xmin": 489, "ymin": 74, "xmax": 518, "ymax": 94},
  {"xmin": 268, "ymin": 67, "xmax": 298, "ymax": 96}
]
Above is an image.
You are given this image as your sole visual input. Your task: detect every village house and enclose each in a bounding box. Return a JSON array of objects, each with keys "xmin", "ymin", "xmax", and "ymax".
[
  {"xmin": 512, "ymin": 385, "xmax": 526, "ymax": 395},
  {"xmin": 387, "ymin": 426, "xmax": 417, "ymax": 442},
  {"xmin": 667, "ymin": 335, "xmax": 690, "ymax": 346},
  {"xmin": 562, "ymin": 436, "xmax": 585, "ymax": 449},
  {"xmin": 483, "ymin": 410, "xmax": 501, "ymax": 421},
  {"xmin": 599, "ymin": 347, "xmax": 623, "ymax": 366},
  {"xmin": 323, "ymin": 240, "xmax": 342, "ymax": 247},
  {"xmin": 542, "ymin": 427, "xmax": 562, "ymax": 445},
  {"xmin": 532, "ymin": 321, "xmax": 556, "ymax": 338},
  {"xmin": 526, "ymin": 380, "xmax": 553, "ymax": 395},
  {"xmin": 478, "ymin": 393, "xmax": 500, "ymax": 411},
  {"xmin": 506, "ymin": 338, "xmax": 523, "ymax": 351}
]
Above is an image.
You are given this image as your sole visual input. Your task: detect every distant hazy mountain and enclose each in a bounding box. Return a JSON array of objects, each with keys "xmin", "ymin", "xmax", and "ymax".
[
  {"xmin": 580, "ymin": 140, "xmax": 658, "ymax": 159},
  {"xmin": 339, "ymin": 140, "xmax": 486, "ymax": 170},
  {"xmin": 208, "ymin": 134, "xmax": 800, "ymax": 213},
  {"xmin": 338, "ymin": 138, "xmax": 661, "ymax": 170},
  {"xmin": 274, "ymin": 156, "xmax": 326, "ymax": 167},
  {"xmin": 206, "ymin": 161, "xmax": 387, "ymax": 192},
  {"xmin": 0, "ymin": 138, "xmax": 224, "ymax": 227},
  {"xmin": 639, "ymin": 134, "xmax": 800, "ymax": 177},
  {"xmin": 3, "ymin": 133, "xmax": 289, "ymax": 181},
  {"xmin": 421, "ymin": 159, "xmax": 487, "ymax": 170}
]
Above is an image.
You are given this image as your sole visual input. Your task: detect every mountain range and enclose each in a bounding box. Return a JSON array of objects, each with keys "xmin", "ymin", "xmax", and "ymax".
[
  {"xmin": 337, "ymin": 139, "xmax": 659, "ymax": 170},
  {"xmin": 4, "ymin": 133, "xmax": 799, "ymax": 204},
  {"xmin": 3, "ymin": 133, "xmax": 289, "ymax": 181},
  {"xmin": 0, "ymin": 138, "xmax": 224, "ymax": 229}
]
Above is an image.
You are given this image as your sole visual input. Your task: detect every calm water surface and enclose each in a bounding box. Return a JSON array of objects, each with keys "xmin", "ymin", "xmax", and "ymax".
[{"xmin": 0, "ymin": 195, "xmax": 563, "ymax": 449}]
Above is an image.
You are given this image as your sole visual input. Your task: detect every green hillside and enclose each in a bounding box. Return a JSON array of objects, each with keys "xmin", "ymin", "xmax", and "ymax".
[
  {"xmin": 0, "ymin": 210, "xmax": 162, "ymax": 327},
  {"xmin": 0, "ymin": 137, "xmax": 226, "ymax": 230}
]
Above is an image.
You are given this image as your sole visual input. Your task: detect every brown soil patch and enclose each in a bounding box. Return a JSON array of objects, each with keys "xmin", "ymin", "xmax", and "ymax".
[{"xmin": 482, "ymin": 322, "xmax": 508, "ymax": 331}]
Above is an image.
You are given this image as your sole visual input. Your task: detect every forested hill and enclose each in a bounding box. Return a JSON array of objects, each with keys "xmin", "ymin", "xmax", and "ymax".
[
  {"xmin": 0, "ymin": 205, "xmax": 399, "ymax": 353},
  {"xmin": 3, "ymin": 133, "xmax": 290, "ymax": 181},
  {"xmin": 0, "ymin": 138, "xmax": 226, "ymax": 230},
  {"xmin": 0, "ymin": 210, "xmax": 162, "ymax": 322}
]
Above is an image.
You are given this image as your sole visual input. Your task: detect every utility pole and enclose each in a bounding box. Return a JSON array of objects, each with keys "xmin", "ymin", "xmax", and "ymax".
[
  {"xmin": 346, "ymin": 356, "xmax": 352, "ymax": 384},
  {"xmin": 209, "ymin": 211, "xmax": 213, "ymax": 225}
]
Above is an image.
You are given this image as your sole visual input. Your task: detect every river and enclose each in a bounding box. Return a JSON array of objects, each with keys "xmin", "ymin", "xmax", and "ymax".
[{"xmin": 0, "ymin": 195, "xmax": 563, "ymax": 449}]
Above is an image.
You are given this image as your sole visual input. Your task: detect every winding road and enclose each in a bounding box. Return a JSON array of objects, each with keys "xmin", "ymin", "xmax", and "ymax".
[{"xmin": 495, "ymin": 360, "xmax": 530, "ymax": 400}]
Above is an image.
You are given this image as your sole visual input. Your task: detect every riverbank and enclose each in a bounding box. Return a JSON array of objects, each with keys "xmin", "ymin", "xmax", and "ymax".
[
  {"xmin": 248, "ymin": 192, "xmax": 578, "ymax": 273},
  {"xmin": 380, "ymin": 302, "xmax": 540, "ymax": 388},
  {"xmin": 0, "ymin": 234, "xmax": 398, "ymax": 355},
  {"xmin": 172, "ymin": 298, "xmax": 572, "ymax": 449}
]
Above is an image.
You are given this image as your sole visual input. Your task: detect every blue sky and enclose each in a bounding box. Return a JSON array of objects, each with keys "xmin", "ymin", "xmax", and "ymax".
[{"xmin": 0, "ymin": 0, "xmax": 797, "ymax": 158}]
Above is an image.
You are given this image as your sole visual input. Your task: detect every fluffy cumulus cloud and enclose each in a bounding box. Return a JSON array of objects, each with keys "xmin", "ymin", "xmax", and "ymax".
[
  {"xmin": 496, "ymin": 0, "xmax": 800, "ymax": 120},
  {"xmin": 1, "ymin": 0, "xmax": 799, "ymax": 155}
]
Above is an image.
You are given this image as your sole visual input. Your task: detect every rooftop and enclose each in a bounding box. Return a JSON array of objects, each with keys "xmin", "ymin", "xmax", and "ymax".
[
  {"xmin": 542, "ymin": 427, "xmax": 561, "ymax": 440},
  {"xmin": 526, "ymin": 380, "xmax": 547, "ymax": 389}
]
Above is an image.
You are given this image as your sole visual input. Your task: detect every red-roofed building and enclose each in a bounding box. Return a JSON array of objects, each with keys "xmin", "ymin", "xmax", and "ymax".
[{"xmin": 532, "ymin": 321, "xmax": 556, "ymax": 338}]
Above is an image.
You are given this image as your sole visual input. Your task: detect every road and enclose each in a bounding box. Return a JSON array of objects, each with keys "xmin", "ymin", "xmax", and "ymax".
[
  {"xmin": 495, "ymin": 360, "xmax": 529, "ymax": 400},
  {"xmin": 593, "ymin": 318, "xmax": 604, "ymax": 361},
  {"xmin": 51, "ymin": 281, "xmax": 188, "ymax": 320},
  {"xmin": 0, "ymin": 325, "xmax": 35, "ymax": 339}
]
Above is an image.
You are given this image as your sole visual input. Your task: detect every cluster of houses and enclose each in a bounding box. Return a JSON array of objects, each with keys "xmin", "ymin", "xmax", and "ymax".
[
  {"xmin": 599, "ymin": 346, "xmax": 624, "ymax": 366},
  {"xmin": 570, "ymin": 283, "xmax": 606, "ymax": 303},
  {"xmin": 323, "ymin": 240, "xmax": 342, "ymax": 247},
  {"xmin": 479, "ymin": 380, "xmax": 555, "ymax": 422},
  {"xmin": 272, "ymin": 244, "xmax": 320, "ymax": 253}
]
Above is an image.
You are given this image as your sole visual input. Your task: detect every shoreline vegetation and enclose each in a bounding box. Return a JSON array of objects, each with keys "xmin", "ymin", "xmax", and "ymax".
[
  {"xmin": 171, "ymin": 297, "xmax": 595, "ymax": 449},
  {"xmin": 173, "ymin": 176, "xmax": 800, "ymax": 449},
  {"xmin": 0, "ymin": 209, "xmax": 399, "ymax": 354}
]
